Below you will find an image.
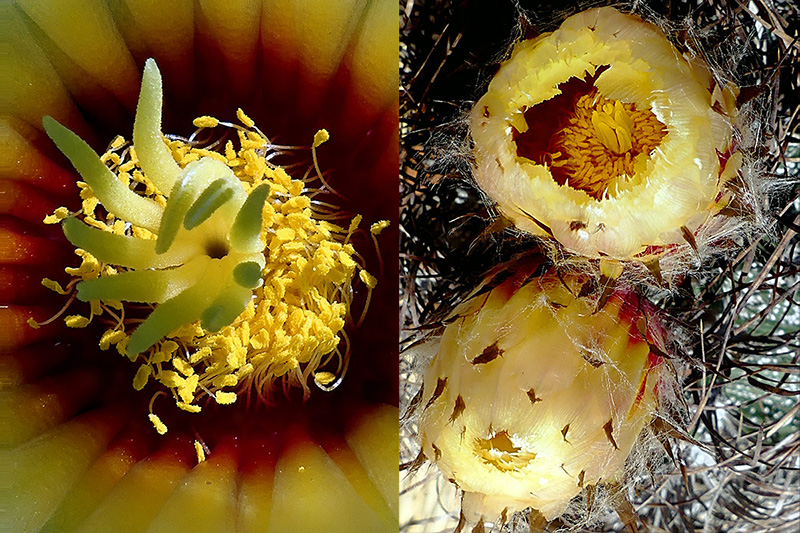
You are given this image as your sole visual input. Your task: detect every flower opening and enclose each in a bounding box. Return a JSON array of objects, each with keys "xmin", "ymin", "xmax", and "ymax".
[{"xmin": 513, "ymin": 66, "xmax": 669, "ymax": 200}]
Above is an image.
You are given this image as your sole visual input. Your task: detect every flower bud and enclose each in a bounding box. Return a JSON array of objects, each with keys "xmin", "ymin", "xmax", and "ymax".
[{"xmin": 419, "ymin": 269, "xmax": 671, "ymax": 521}]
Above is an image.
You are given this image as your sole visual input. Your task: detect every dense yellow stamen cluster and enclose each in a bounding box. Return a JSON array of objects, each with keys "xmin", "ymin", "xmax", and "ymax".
[
  {"xmin": 41, "ymin": 110, "xmax": 383, "ymax": 431},
  {"xmin": 551, "ymin": 92, "xmax": 667, "ymax": 199}
]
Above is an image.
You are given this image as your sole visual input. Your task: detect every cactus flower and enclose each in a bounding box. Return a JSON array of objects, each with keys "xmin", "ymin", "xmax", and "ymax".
[
  {"xmin": 4, "ymin": 1, "xmax": 398, "ymax": 530},
  {"xmin": 470, "ymin": 7, "xmax": 743, "ymax": 265},
  {"xmin": 418, "ymin": 267, "xmax": 672, "ymax": 522}
]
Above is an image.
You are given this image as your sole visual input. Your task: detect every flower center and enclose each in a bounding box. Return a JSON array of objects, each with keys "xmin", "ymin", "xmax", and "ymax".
[
  {"xmin": 475, "ymin": 430, "xmax": 536, "ymax": 472},
  {"xmin": 512, "ymin": 67, "xmax": 668, "ymax": 200},
  {"xmin": 550, "ymin": 92, "xmax": 667, "ymax": 199},
  {"xmin": 204, "ymin": 238, "xmax": 230, "ymax": 259},
  {"xmin": 39, "ymin": 59, "xmax": 386, "ymax": 434}
]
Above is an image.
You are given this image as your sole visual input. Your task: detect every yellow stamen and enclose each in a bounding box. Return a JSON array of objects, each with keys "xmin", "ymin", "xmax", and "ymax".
[
  {"xmin": 43, "ymin": 206, "xmax": 69, "ymax": 225},
  {"xmin": 551, "ymin": 92, "xmax": 667, "ymax": 199},
  {"xmin": 41, "ymin": 278, "xmax": 68, "ymax": 295},
  {"xmin": 370, "ymin": 220, "xmax": 390, "ymax": 235},
  {"xmin": 178, "ymin": 402, "xmax": 202, "ymax": 413},
  {"xmin": 133, "ymin": 365, "xmax": 152, "ymax": 391},
  {"xmin": 215, "ymin": 391, "xmax": 237, "ymax": 405},
  {"xmin": 64, "ymin": 315, "xmax": 89, "ymax": 328},
  {"xmin": 313, "ymin": 129, "xmax": 330, "ymax": 148},
  {"xmin": 148, "ymin": 413, "xmax": 168, "ymax": 435},
  {"xmin": 314, "ymin": 371, "xmax": 337, "ymax": 386},
  {"xmin": 359, "ymin": 270, "xmax": 378, "ymax": 289},
  {"xmin": 110, "ymin": 135, "xmax": 126, "ymax": 150},
  {"xmin": 100, "ymin": 330, "xmax": 126, "ymax": 350},
  {"xmin": 192, "ymin": 115, "xmax": 219, "ymax": 128},
  {"xmin": 236, "ymin": 108, "xmax": 255, "ymax": 128},
  {"xmin": 194, "ymin": 440, "xmax": 206, "ymax": 463}
]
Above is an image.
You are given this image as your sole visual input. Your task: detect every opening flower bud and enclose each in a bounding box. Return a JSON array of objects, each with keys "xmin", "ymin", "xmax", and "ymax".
[{"xmin": 418, "ymin": 268, "xmax": 672, "ymax": 522}]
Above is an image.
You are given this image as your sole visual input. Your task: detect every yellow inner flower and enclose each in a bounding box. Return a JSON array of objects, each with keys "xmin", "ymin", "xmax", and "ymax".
[
  {"xmin": 474, "ymin": 430, "xmax": 537, "ymax": 473},
  {"xmin": 512, "ymin": 65, "xmax": 670, "ymax": 201},
  {"xmin": 35, "ymin": 61, "xmax": 386, "ymax": 434},
  {"xmin": 43, "ymin": 114, "xmax": 371, "ymax": 427},
  {"xmin": 550, "ymin": 91, "xmax": 667, "ymax": 199}
]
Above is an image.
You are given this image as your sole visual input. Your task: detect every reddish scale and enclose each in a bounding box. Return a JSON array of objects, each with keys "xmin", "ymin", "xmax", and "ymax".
[
  {"xmin": 644, "ymin": 313, "xmax": 668, "ymax": 349},
  {"xmin": 613, "ymin": 287, "xmax": 642, "ymax": 326},
  {"xmin": 716, "ymin": 145, "xmax": 735, "ymax": 171},
  {"xmin": 634, "ymin": 244, "xmax": 673, "ymax": 258},
  {"xmin": 714, "ymin": 144, "xmax": 740, "ymax": 203},
  {"xmin": 489, "ymin": 279, "xmax": 517, "ymax": 305},
  {"xmin": 647, "ymin": 351, "xmax": 665, "ymax": 370},
  {"xmin": 594, "ymin": 287, "xmax": 649, "ymax": 349},
  {"xmin": 633, "ymin": 351, "xmax": 666, "ymax": 408},
  {"xmin": 633, "ymin": 376, "xmax": 649, "ymax": 411},
  {"xmin": 493, "ymin": 271, "xmax": 534, "ymax": 304},
  {"xmin": 607, "ymin": 289, "xmax": 667, "ymax": 411},
  {"xmin": 626, "ymin": 318, "xmax": 646, "ymax": 348},
  {"xmin": 480, "ymin": 255, "xmax": 548, "ymax": 305}
]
